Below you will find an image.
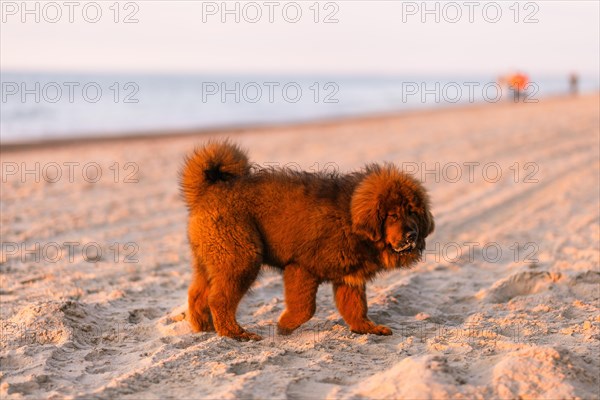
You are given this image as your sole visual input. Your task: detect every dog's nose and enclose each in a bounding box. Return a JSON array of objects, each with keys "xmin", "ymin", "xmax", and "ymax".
[{"xmin": 406, "ymin": 231, "xmax": 417, "ymax": 243}]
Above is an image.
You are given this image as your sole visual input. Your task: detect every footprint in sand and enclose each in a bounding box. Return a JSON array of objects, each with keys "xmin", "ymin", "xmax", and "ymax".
[{"xmin": 481, "ymin": 271, "xmax": 562, "ymax": 303}]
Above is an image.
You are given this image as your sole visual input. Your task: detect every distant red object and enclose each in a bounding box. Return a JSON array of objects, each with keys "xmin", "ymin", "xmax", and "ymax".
[{"xmin": 507, "ymin": 73, "xmax": 529, "ymax": 91}]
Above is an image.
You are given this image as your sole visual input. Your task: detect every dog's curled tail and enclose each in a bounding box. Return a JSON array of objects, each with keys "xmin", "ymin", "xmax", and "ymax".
[{"xmin": 180, "ymin": 140, "xmax": 250, "ymax": 208}]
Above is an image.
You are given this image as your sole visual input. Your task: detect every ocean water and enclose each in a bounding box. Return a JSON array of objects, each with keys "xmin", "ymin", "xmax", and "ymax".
[{"xmin": 1, "ymin": 72, "xmax": 597, "ymax": 143}]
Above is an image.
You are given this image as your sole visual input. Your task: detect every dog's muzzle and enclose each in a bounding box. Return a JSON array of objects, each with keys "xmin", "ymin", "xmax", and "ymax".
[{"xmin": 393, "ymin": 231, "xmax": 418, "ymax": 253}]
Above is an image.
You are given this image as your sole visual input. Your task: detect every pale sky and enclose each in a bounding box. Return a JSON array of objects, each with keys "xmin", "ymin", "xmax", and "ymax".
[{"xmin": 1, "ymin": 1, "xmax": 599, "ymax": 76}]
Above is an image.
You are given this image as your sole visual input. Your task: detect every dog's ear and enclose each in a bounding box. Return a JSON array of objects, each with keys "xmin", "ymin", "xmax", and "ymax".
[
  {"xmin": 352, "ymin": 203, "xmax": 383, "ymax": 241},
  {"xmin": 351, "ymin": 178, "xmax": 384, "ymax": 242},
  {"xmin": 426, "ymin": 209, "xmax": 435, "ymax": 236}
]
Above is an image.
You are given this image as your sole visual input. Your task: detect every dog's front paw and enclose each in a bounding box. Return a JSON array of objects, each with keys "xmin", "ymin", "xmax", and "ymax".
[
  {"xmin": 236, "ymin": 331, "xmax": 263, "ymax": 341},
  {"xmin": 277, "ymin": 322, "xmax": 308, "ymax": 336},
  {"xmin": 369, "ymin": 324, "xmax": 393, "ymax": 335},
  {"xmin": 351, "ymin": 323, "xmax": 392, "ymax": 336},
  {"xmin": 220, "ymin": 330, "xmax": 263, "ymax": 341},
  {"xmin": 187, "ymin": 313, "xmax": 215, "ymax": 332}
]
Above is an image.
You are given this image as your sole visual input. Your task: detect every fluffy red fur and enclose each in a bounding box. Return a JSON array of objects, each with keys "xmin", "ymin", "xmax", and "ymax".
[{"xmin": 180, "ymin": 141, "xmax": 434, "ymax": 340}]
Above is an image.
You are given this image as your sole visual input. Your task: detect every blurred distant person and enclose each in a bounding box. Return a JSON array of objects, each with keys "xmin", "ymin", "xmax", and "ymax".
[
  {"xmin": 569, "ymin": 73, "xmax": 579, "ymax": 95},
  {"xmin": 507, "ymin": 72, "xmax": 529, "ymax": 102}
]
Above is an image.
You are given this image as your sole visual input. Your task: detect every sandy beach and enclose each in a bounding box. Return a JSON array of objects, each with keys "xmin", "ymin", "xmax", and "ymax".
[{"xmin": 1, "ymin": 94, "xmax": 599, "ymax": 399}]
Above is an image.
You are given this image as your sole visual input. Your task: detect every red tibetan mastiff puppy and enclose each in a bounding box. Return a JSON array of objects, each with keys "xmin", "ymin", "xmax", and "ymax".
[{"xmin": 180, "ymin": 141, "xmax": 434, "ymax": 340}]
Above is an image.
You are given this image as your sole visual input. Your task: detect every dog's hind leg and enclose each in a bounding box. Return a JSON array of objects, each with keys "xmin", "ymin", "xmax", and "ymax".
[
  {"xmin": 187, "ymin": 258, "xmax": 214, "ymax": 332},
  {"xmin": 333, "ymin": 282, "xmax": 392, "ymax": 335},
  {"xmin": 207, "ymin": 262, "xmax": 262, "ymax": 341},
  {"xmin": 277, "ymin": 264, "xmax": 320, "ymax": 335},
  {"xmin": 195, "ymin": 219, "xmax": 264, "ymax": 341}
]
